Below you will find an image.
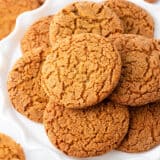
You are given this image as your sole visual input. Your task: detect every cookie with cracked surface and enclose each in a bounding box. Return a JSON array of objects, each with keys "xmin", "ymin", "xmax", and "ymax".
[
  {"xmin": 42, "ymin": 33, "xmax": 121, "ymax": 109},
  {"xmin": 43, "ymin": 100, "xmax": 129, "ymax": 158},
  {"xmin": 21, "ymin": 16, "xmax": 53, "ymax": 54},
  {"xmin": 7, "ymin": 48, "xmax": 49, "ymax": 123},
  {"xmin": 118, "ymin": 102, "xmax": 160, "ymax": 152},
  {"xmin": 104, "ymin": 0, "xmax": 154, "ymax": 38},
  {"xmin": 49, "ymin": 1, "xmax": 124, "ymax": 45},
  {"xmin": 0, "ymin": 133, "xmax": 25, "ymax": 160},
  {"xmin": 108, "ymin": 34, "xmax": 160, "ymax": 106},
  {"xmin": 0, "ymin": 0, "xmax": 41, "ymax": 40}
]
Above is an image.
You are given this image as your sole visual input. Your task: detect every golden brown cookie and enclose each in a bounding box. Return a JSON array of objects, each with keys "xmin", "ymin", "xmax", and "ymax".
[
  {"xmin": 21, "ymin": 16, "xmax": 53, "ymax": 54},
  {"xmin": 7, "ymin": 48, "xmax": 49, "ymax": 123},
  {"xmin": 49, "ymin": 1, "xmax": 124, "ymax": 45},
  {"xmin": 104, "ymin": 0, "xmax": 154, "ymax": 38},
  {"xmin": 42, "ymin": 33, "xmax": 122, "ymax": 109},
  {"xmin": 0, "ymin": 133, "xmax": 25, "ymax": 160},
  {"xmin": 109, "ymin": 34, "xmax": 160, "ymax": 106},
  {"xmin": 0, "ymin": 0, "xmax": 41, "ymax": 40},
  {"xmin": 43, "ymin": 100, "xmax": 129, "ymax": 158},
  {"xmin": 118, "ymin": 102, "xmax": 160, "ymax": 152}
]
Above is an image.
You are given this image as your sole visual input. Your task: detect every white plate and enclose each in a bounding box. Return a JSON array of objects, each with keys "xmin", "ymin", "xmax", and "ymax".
[{"xmin": 0, "ymin": 0, "xmax": 160, "ymax": 160}]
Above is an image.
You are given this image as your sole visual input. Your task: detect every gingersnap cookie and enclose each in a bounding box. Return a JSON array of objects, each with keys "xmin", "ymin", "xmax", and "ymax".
[
  {"xmin": 7, "ymin": 48, "xmax": 49, "ymax": 123},
  {"xmin": 49, "ymin": 1, "xmax": 124, "ymax": 45},
  {"xmin": 118, "ymin": 102, "xmax": 160, "ymax": 152},
  {"xmin": 104, "ymin": 0, "xmax": 154, "ymax": 38},
  {"xmin": 42, "ymin": 33, "xmax": 121, "ymax": 109},
  {"xmin": 0, "ymin": 0, "xmax": 41, "ymax": 40},
  {"xmin": 0, "ymin": 133, "xmax": 25, "ymax": 160},
  {"xmin": 109, "ymin": 34, "xmax": 160, "ymax": 106},
  {"xmin": 43, "ymin": 100, "xmax": 129, "ymax": 158},
  {"xmin": 21, "ymin": 16, "xmax": 53, "ymax": 54}
]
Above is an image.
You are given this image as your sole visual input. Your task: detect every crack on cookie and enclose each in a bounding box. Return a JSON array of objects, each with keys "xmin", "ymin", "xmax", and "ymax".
[
  {"xmin": 49, "ymin": 1, "xmax": 124, "ymax": 45},
  {"xmin": 21, "ymin": 16, "xmax": 53, "ymax": 55},
  {"xmin": 42, "ymin": 33, "xmax": 121, "ymax": 109},
  {"xmin": 118, "ymin": 103, "xmax": 160, "ymax": 152},
  {"xmin": 44, "ymin": 100, "xmax": 129, "ymax": 157},
  {"xmin": 104, "ymin": 0, "xmax": 154, "ymax": 37},
  {"xmin": 7, "ymin": 48, "xmax": 49, "ymax": 123},
  {"xmin": 109, "ymin": 34, "xmax": 160, "ymax": 106},
  {"xmin": 0, "ymin": 133, "xmax": 25, "ymax": 160}
]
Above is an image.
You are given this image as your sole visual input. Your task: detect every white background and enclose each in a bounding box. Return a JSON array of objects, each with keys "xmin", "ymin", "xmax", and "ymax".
[{"xmin": 0, "ymin": 0, "xmax": 160, "ymax": 160}]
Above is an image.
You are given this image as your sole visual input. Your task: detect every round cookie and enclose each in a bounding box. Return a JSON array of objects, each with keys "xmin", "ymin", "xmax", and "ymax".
[
  {"xmin": 7, "ymin": 48, "xmax": 49, "ymax": 123},
  {"xmin": 0, "ymin": 133, "xmax": 25, "ymax": 160},
  {"xmin": 118, "ymin": 102, "xmax": 160, "ymax": 152},
  {"xmin": 43, "ymin": 100, "xmax": 129, "ymax": 158},
  {"xmin": 104, "ymin": 0, "xmax": 154, "ymax": 38},
  {"xmin": 0, "ymin": 0, "xmax": 40, "ymax": 40},
  {"xmin": 21, "ymin": 16, "xmax": 53, "ymax": 54},
  {"xmin": 49, "ymin": 1, "xmax": 124, "ymax": 45},
  {"xmin": 109, "ymin": 34, "xmax": 160, "ymax": 106},
  {"xmin": 42, "ymin": 33, "xmax": 122, "ymax": 109}
]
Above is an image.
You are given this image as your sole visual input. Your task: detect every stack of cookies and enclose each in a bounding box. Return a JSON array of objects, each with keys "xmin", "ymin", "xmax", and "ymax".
[{"xmin": 7, "ymin": 0, "xmax": 160, "ymax": 158}]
